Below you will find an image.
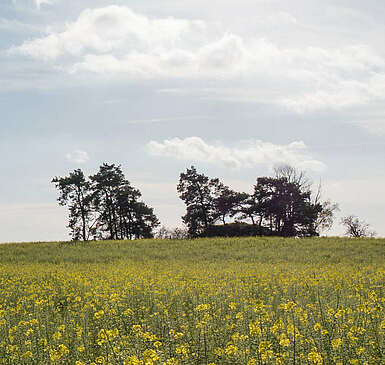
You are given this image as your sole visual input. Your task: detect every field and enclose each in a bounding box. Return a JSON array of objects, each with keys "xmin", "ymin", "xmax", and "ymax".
[{"xmin": 0, "ymin": 237, "xmax": 384, "ymax": 364}]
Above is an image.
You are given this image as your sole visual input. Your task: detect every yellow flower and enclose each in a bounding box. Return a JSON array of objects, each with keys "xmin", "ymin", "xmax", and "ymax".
[
  {"xmin": 49, "ymin": 344, "xmax": 69, "ymax": 362},
  {"xmin": 22, "ymin": 351, "xmax": 33, "ymax": 359},
  {"xmin": 175, "ymin": 344, "xmax": 189, "ymax": 357},
  {"xmin": 52, "ymin": 332, "xmax": 62, "ymax": 340},
  {"xmin": 355, "ymin": 347, "xmax": 365, "ymax": 356},
  {"xmin": 249, "ymin": 320, "xmax": 262, "ymax": 336},
  {"xmin": 194, "ymin": 304, "xmax": 210, "ymax": 311},
  {"xmin": 313, "ymin": 323, "xmax": 322, "ymax": 331},
  {"xmin": 308, "ymin": 348, "xmax": 323, "ymax": 365},
  {"xmin": 279, "ymin": 334, "xmax": 290, "ymax": 347},
  {"xmin": 123, "ymin": 308, "xmax": 133, "ymax": 316},
  {"xmin": 162, "ymin": 358, "xmax": 178, "ymax": 365},
  {"xmin": 77, "ymin": 345, "xmax": 85, "ymax": 352},
  {"xmin": 124, "ymin": 355, "xmax": 143, "ymax": 365},
  {"xmin": 143, "ymin": 349, "xmax": 160, "ymax": 362},
  {"xmin": 94, "ymin": 310, "xmax": 105, "ymax": 319},
  {"xmin": 225, "ymin": 344, "xmax": 238, "ymax": 356},
  {"xmin": 284, "ymin": 301, "xmax": 297, "ymax": 312},
  {"xmin": 331, "ymin": 338, "xmax": 343, "ymax": 349},
  {"xmin": 214, "ymin": 347, "xmax": 224, "ymax": 357},
  {"xmin": 153, "ymin": 341, "xmax": 162, "ymax": 348}
]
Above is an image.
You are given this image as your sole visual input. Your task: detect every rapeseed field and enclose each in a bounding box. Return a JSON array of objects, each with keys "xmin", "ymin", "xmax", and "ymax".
[{"xmin": 0, "ymin": 237, "xmax": 384, "ymax": 364}]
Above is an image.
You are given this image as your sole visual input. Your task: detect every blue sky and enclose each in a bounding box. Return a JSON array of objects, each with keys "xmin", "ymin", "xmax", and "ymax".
[{"xmin": 1, "ymin": 0, "xmax": 385, "ymax": 242}]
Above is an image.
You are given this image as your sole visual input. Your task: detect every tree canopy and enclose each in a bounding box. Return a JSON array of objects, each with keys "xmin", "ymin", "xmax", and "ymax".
[
  {"xmin": 178, "ymin": 165, "xmax": 335, "ymax": 238},
  {"xmin": 53, "ymin": 164, "xmax": 159, "ymax": 241}
]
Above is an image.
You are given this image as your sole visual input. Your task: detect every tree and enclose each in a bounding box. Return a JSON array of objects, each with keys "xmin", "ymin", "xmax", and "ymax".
[
  {"xmin": 115, "ymin": 184, "xmax": 159, "ymax": 239},
  {"xmin": 315, "ymin": 200, "xmax": 340, "ymax": 234},
  {"xmin": 52, "ymin": 169, "xmax": 94, "ymax": 241},
  {"xmin": 213, "ymin": 187, "xmax": 248, "ymax": 225},
  {"xmin": 90, "ymin": 163, "xmax": 159, "ymax": 240},
  {"xmin": 275, "ymin": 164, "xmax": 339, "ymax": 236},
  {"xmin": 128, "ymin": 200, "xmax": 159, "ymax": 239},
  {"xmin": 253, "ymin": 176, "xmax": 322, "ymax": 237},
  {"xmin": 340, "ymin": 215, "xmax": 376, "ymax": 238},
  {"xmin": 90, "ymin": 163, "xmax": 127, "ymax": 240},
  {"xmin": 177, "ymin": 166, "xmax": 224, "ymax": 237},
  {"xmin": 156, "ymin": 226, "xmax": 189, "ymax": 239},
  {"xmin": 54, "ymin": 163, "xmax": 160, "ymax": 241},
  {"xmin": 274, "ymin": 164, "xmax": 311, "ymax": 190},
  {"xmin": 177, "ymin": 165, "xmax": 326, "ymax": 238}
]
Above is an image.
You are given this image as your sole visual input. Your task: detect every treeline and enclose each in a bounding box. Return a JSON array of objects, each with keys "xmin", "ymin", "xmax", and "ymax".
[
  {"xmin": 177, "ymin": 165, "xmax": 337, "ymax": 238},
  {"xmin": 53, "ymin": 164, "xmax": 338, "ymax": 240},
  {"xmin": 52, "ymin": 164, "xmax": 159, "ymax": 241}
]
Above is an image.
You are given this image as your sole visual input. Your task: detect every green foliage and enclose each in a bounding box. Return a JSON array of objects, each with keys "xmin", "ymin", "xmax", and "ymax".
[
  {"xmin": 52, "ymin": 164, "xmax": 159, "ymax": 241},
  {"xmin": 52, "ymin": 169, "xmax": 93, "ymax": 241},
  {"xmin": 177, "ymin": 166, "xmax": 224, "ymax": 236},
  {"xmin": 178, "ymin": 165, "xmax": 325, "ymax": 238}
]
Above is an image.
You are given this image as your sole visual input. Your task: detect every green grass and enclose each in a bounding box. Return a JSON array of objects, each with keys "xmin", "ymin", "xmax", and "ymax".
[{"xmin": 1, "ymin": 236, "xmax": 384, "ymax": 266}]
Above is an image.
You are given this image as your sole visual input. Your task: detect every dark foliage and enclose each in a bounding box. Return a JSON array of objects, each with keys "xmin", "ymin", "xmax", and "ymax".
[
  {"xmin": 52, "ymin": 164, "xmax": 159, "ymax": 241},
  {"xmin": 202, "ymin": 222, "xmax": 270, "ymax": 237},
  {"xmin": 178, "ymin": 165, "xmax": 329, "ymax": 238}
]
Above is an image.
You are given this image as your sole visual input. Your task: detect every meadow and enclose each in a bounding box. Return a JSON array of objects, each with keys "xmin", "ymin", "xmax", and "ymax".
[{"xmin": 0, "ymin": 237, "xmax": 384, "ymax": 364}]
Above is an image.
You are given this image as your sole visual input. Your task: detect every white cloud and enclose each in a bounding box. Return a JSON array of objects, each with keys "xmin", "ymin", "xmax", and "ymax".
[
  {"xmin": 147, "ymin": 137, "xmax": 326, "ymax": 172},
  {"xmin": 35, "ymin": 0, "xmax": 56, "ymax": 9},
  {"xmin": 11, "ymin": 6, "xmax": 385, "ymax": 118},
  {"xmin": 0, "ymin": 18, "xmax": 41, "ymax": 33},
  {"xmin": 65, "ymin": 150, "xmax": 89, "ymax": 164}
]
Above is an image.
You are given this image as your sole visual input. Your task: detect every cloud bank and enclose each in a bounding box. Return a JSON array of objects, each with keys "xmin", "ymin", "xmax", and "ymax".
[
  {"xmin": 147, "ymin": 137, "xmax": 326, "ymax": 172},
  {"xmin": 12, "ymin": 5, "xmax": 385, "ymax": 115}
]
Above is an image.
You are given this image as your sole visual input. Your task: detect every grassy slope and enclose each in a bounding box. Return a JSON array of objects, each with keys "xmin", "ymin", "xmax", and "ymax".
[{"xmin": 0, "ymin": 236, "xmax": 384, "ymax": 267}]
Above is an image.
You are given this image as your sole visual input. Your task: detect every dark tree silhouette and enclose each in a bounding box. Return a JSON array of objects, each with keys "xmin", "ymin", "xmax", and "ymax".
[
  {"xmin": 90, "ymin": 163, "xmax": 159, "ymax": 240},
  {"xmin": 213, "ymin": 187, "xmax": 248, "ymax": 225},
  {"xmin": 177, "ymin": 165, "xmax": 326, "ymax": 238},
  {"xmin": 53, "ymin": 164, "xmax": 159, "ymax": 241},
  {"xmin": 89, "ymin": 163, "xmax": 126, "ymax": 240},
  {"xmin": 177, "ymin": 166, "xmax": 224, "ymax": 237},
  {"xmin": 275, "ymin": 164, "xmax": 339, "ymax": 235},
  {"xmin": 253, "ymin": 176, "xmax": 322, "ymax": 237},
  {"xmin": 52, "ymin": 169, "xmax": 94, "ymax": 241}
]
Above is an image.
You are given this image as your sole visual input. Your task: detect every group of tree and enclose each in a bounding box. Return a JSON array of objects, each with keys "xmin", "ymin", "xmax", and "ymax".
[
  {"xmin": 54, "ymin": 163, "xmax": 376, "ymax": 241},
  {"xmin": 177, "ymin": 165, "xmax": 340, "ymax": 238},
  {"xmin": 52, "ymin": 164, "xmax": 159, "ymax": 241}
]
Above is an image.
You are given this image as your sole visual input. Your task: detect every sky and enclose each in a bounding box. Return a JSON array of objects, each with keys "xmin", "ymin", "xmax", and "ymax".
[{"xmin": 1, "ymin": 0, "xmax": 385, "ymax": 242}]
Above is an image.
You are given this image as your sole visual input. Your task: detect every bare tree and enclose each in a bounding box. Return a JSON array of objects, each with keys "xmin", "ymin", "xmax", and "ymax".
[
  {"xmin": 274, "ymin": 164, "xmax": 339, "ymax": 235},
  {"xmin": 274, "ymin": 164, "xmax": 312, "ymax": 190},
  {"xmin": 340, "ymin": 215, "xmax": 376, "ymax": 238},
  {"xmin": 315, "ymin": 200, "xmax": 340, "ymax": 234},
  {"xmin": 156, "ymin": 226, "xmax": 189, "ymax": 239}
]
